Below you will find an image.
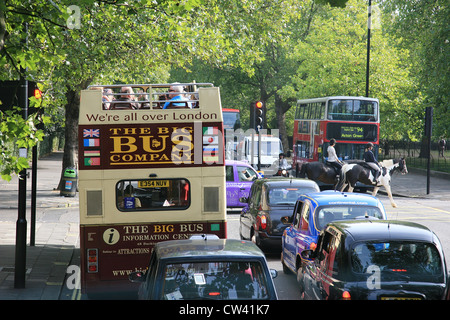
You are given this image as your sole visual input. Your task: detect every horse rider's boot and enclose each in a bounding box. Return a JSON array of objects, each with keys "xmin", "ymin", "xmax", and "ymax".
[{"xmin": 375, "ymin": 169, "xmax": 381, "ymax": 181}]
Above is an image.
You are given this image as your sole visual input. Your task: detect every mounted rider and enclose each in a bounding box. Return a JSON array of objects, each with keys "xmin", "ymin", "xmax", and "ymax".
[
  {"xmin": 326, "ymin": 138, "xmax": 344, "ymax": 177},
  {"xmin": 364, "ymin": 142, "xmax": 381, "ymax": 181}
]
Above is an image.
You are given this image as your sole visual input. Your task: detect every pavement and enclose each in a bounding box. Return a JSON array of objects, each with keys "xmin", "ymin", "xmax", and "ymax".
[
  {"xmin": 0, "ymin": 152, "xmax": 79, "ymax": 300},
  {"xmin": 0, "ymin": 152, "xmax": 449, "ymax": 300}
]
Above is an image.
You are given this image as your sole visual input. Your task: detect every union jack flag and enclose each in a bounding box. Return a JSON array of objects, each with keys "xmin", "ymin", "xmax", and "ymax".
[{"xmin": 83, "ymin": 129, "xmax": 100, "ymax": 138}]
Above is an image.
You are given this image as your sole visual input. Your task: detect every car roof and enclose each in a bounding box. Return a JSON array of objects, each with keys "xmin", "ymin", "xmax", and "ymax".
[
  {"xmin": 300, "ymin": 190, "xmax": 381, "ymax": 207},
  {"xmin": 154, "ymin": 238, "xmax": 266, "ymax": 260},
  {"xmin": 329, "ymin": 220, "xmax": 436, "ymax": 243},
  {"xmin": 256, "ymin": 177, "xmax": 320, "ymax": 188},
  {"xmin": 225, "ymin": 160, "xmax": 253, "ymax": 167}
]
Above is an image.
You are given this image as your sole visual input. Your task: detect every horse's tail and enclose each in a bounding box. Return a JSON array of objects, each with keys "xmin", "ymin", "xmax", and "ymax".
[{"xmin": 299, "ymin": 163, "xmax": 307, "ymax": 178}]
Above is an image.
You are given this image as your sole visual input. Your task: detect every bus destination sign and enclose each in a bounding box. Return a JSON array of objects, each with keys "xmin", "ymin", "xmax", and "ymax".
[
  {"xmin": 341, "ymin": 125, "xmax": 364, "ymax": 139},
  {"xmin": 326, "ymin": 123, "xmax": 377, "ymax": 142}
]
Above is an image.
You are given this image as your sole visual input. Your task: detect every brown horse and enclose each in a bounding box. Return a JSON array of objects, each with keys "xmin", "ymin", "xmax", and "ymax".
[{"xmin": 297, "ymin": 162, "xmax": 340, "ymax": 188}]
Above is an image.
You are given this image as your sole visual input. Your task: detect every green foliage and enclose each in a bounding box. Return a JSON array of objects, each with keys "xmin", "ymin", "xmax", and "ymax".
[
  {"xmin": 315, "ymin": 0, "xmax": 349, "ymax": 8},
  {"xmin": 0, "ymin": 107, "xmax": 45, "ymax": 179},
  {"xmin": 1, "ymin": 0, "xmax": 447, "ymax": 181},
  {"xmin": 382, "ymin": 0, "xmax": 449, "ymax": 139},
  {"xmin": 282, "ymin": 0, "xmax": 422, "ymax": 141}
]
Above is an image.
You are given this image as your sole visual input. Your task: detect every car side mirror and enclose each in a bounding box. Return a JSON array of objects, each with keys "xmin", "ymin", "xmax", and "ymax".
[
  {"xmin": 129, "ymin": 271, "xmax": 146, "ymax": 283},
  {"xmin": 270, "ymin": 269, "xmax": 278, "ymax": 279},
  {"xmin": 239, "ymin": 197, "xmax": 248, "ymax": 203},
  {"xmin": 301, "ymin": 249, "xmax": 314, "ymax": 260},
  {"xmin": 281, "ymin": 216, "xmax": 292, "ymax": 224}
]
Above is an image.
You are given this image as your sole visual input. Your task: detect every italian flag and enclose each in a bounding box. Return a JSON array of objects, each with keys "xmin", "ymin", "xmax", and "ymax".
[{"xmin": 203, "ymin": 127, "xmax": 218, "ymax": 135}]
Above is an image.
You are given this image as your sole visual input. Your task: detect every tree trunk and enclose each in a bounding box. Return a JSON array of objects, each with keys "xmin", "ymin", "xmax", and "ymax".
[
  {"xmin": 57, "ymin": 80, "xmax": 91, "ymax": 190},
  {"xmin": 274, "ymin": 93, "xmax": 290, "ymax": 154}
]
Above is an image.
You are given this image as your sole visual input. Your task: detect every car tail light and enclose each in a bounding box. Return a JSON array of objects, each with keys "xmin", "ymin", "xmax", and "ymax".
[
  {"xmin": 342, "ymin": 291, "xmax": 351, "ymax": 300},
  {"xmin": 257, "ymin": 215, "xmax": 267, "ymax": 230},
  {"xmin": 87, "ymin": 248, "xmax": 98, "ymax": 273}
]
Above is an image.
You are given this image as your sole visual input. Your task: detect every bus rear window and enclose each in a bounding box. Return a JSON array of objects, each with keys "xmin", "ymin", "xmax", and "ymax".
[{"xmin": 116, "ymin": 179, "xmax": 190, "ymax": 211}]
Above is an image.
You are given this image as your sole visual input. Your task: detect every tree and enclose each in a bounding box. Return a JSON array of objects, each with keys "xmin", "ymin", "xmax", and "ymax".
[
  {"xmin": 171, "ymin": 0, "xmax": 321, "ymax": 152},
  {"xmin": 1, "ymin": 0, "xmax": 261, "ymax": 182},
  {"xmin": 282, "ymin": 0, "xmax": 419, "ymax": 141},
  {"xmin": 0, "ymin": 0, "xmax": 66, "ymax": 180},
  {"xmin": 382, "ymin": 0, "xmax": 449, "ymax": 139}
]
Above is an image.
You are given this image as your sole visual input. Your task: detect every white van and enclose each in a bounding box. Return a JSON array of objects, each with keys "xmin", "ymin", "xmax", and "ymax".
[{"xmin": 236, "ymin": 134, "xmax": 283, "ymax": 175}]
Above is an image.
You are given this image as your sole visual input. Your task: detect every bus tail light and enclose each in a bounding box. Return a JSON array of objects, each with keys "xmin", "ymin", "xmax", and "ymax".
[{"xmin": 87, "ymin": 248, "xmax": 98, "ymax": 273}]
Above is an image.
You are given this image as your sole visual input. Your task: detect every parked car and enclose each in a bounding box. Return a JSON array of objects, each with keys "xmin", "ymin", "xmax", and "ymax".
[
  {"xmin": 299, "ymin": 220, "xmax": 449, "ymax": 300},
  {"xmin": 226, "ymin": 160, "xmax": 261, "ymax": 209},
  {"xmin": 239, "ymin": 177, "xmax": 320, "ymax": 252},
  {"xmin": 129, "ymin": 236, "xmax": 278, "ymax": 300},
  {"xmin": 281, "ymin": 191, "xmax": 387, "ymax": 277}
]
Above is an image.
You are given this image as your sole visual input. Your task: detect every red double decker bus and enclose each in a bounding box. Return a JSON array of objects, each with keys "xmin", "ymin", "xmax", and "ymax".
[
  {"xmin": 292, "ymin": 96, "xmax": 380, "ymax": 177},
  {"xmin": 222, "ymin": 108, "xmax": 241, "ymax": 131}
]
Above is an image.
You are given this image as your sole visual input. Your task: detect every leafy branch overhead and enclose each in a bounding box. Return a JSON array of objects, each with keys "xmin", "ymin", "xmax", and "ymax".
[{"xmin": 0, "ymin": 0, "xmax": 447, "ymax": 181}]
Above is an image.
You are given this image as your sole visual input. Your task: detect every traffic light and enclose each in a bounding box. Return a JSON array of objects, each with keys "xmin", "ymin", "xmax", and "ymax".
[
  {"xmin": 254, "ymin": 100, "xmax": 264, "ymax": 130},
  {"xmin": 0, "ymin": 80, "xmax": 41, "ymax": 112},
  {"xmin": 32, "ymin": 87, "xmax": 42, "ymax": 100}
]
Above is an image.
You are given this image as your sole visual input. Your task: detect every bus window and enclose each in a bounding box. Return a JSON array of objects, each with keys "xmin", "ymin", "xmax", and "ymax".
[
  {"xmin": 354, "ymin": 100, "xmax": 378, "ymax": 121},
  {"xmin": 328, "ymin": 100, "xmax": 353, "ymax": 120},
  {"xmin": 116, "ymin": 179, "xmax": 190, "ymax": 211}
]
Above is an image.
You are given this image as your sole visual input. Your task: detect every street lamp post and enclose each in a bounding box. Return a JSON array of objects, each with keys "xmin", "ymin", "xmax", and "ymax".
[{"xmin": 365, "ymin": 0, "xmax": 372, "ymax": 98}]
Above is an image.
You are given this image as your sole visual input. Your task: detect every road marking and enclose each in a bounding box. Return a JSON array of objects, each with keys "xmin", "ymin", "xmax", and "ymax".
[
  {"xmin": 419, "ymin": 205, "xmax": 450, "ymax": 215},
  {"xmin": 71, "ymin": 288, "xmax": 81, "ymax": 300}
]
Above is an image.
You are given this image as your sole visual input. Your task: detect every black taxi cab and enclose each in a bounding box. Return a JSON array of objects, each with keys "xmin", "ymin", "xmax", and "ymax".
[
  {"xmin": 129, "ymin": 235, "xmax": 278, "ymax": 300},
  {"xmin": 299, "ymin": 220, "xmax": 448, "ymax": 300}
]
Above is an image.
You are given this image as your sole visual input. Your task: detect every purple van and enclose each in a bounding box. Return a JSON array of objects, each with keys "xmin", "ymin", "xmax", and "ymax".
[{"xmin": 226, "ymin": 160, "xmax": 261, "ymax": 209}]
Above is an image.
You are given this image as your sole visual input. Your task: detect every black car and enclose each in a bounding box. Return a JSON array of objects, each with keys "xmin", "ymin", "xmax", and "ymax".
[
  {"xmin": 129, "ymin": 236, "xmax": 278, "ymax": 300},
  {"xmin": 299, "ymin": 220, "xmax": 448, "ymax": 300},
  {"xmin": 239, "ymin": 177, "xmax": 320, "ymax": 252}
]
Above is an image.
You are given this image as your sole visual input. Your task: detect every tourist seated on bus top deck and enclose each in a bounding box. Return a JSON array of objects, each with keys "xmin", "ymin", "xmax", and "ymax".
[
  {"xmin": 163, "ymin": 84, "xmax": 192, "ymax": 109},
  {"xmin": 111, "ymin": 86, "xmax": 138, "ymax": 110},
  {"xmin": 327, "ymin": 138, "xmax": 343, "ymax": 175},
  {"xmin": 102, "ymin": 88, "xmax": 113, "ymax": 109},
  {"xmin": 136, "ymin": 91, "xmax": 150, "ymax": 109},
  {"xmin": 364, "ymin": 142, "xmax": 381, "ymax": 180}
]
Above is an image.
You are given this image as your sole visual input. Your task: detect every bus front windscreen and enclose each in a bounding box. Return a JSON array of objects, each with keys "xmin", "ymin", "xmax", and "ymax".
[
  {"xmin": 327, "ymin": 99, "xmax": 378, "ymax": 121},
  {"xmin": 223, "ymin": 111, "xmax": 241, "ymax": 130}
]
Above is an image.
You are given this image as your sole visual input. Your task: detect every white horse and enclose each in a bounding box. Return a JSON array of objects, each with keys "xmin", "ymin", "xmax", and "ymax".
[{"xmin": 339, "ymin": 158, "xmax": 408, "ymax": 208}]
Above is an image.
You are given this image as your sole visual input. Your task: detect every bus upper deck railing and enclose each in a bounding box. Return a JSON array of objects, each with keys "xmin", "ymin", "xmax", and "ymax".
[{"xmin": 87, "ymin": 82, "xmax": 214, "ymax": 110}]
